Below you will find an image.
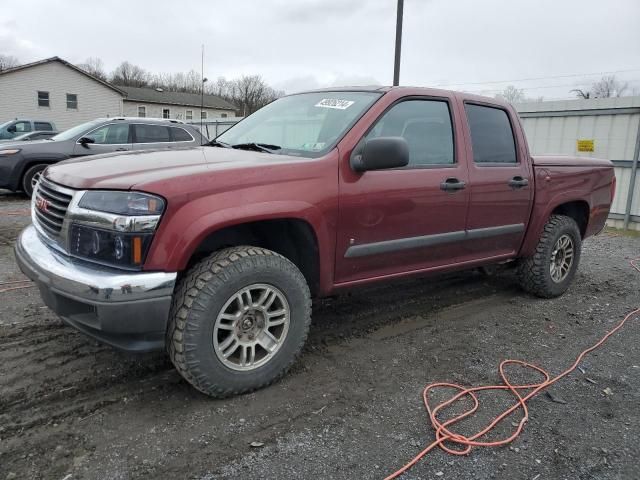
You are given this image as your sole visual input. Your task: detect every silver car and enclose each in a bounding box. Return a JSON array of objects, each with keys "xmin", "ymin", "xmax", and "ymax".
[{"xmin": 0, "ymin": 117, "xmax": 206, "ymax": 196}]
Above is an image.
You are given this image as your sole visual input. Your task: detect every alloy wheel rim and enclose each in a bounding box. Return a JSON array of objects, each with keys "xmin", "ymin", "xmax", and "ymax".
[
  {"xmin": 213, "ymin": 283, "xmax": 290, "ymax": 371},
  {"xmin": 31, "ymin": 171, "xmax": 42, "ymax": 194},
  {"xmin": 550, "ymin": 234, "xmax": 574, "ymax": 283}
]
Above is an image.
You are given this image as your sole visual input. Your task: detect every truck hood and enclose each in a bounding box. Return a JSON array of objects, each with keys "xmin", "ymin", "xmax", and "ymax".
[
  {"xmin": 45, "ymin": 146, "xmax": 312, "ymax": 190},
  {"xmin": 532, "ymin": 155, "xmax": 613, "ymax": 168}
]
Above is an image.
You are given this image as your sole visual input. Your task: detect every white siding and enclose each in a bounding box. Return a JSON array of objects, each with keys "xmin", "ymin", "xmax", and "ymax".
[
  {"xmin": 0, "ymin": 61, "xmax": 123, "ymax": 130},
  {"xmin": 122, "ymin": 101, "xmax": 231, "ymax": 120}
]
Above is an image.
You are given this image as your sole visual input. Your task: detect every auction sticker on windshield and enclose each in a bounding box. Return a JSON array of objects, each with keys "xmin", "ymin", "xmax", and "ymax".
[{"xmin": 315, "ymin": 99, "xmax": 355, "ymax": 110}]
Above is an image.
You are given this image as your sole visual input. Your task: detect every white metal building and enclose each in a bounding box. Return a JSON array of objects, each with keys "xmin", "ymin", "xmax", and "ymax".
[
  {"xmin": 0, "ymin": 57, "xmax": 124, "ymax": 130},
  {"xmin": 516, "ymin": 96, "xmax": 640, "ymax": 230}
]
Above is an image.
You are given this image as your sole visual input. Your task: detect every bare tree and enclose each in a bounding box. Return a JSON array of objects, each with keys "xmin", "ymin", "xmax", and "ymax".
[
  {"xmin": 592, "ymin": 75, "xmax": 628, "ymax": 98},
  {"xmin": 570, "ymin": 88, "xmax": 591, "ymax": 99},
  {"xmin": 77, "ymin": 57, "xmax": 107, "ymax": 81},
  {"xmin": 495, "ymin": 85, "xmax": 525, "ymax": 104},
  {"xmin": 571, "ymin": 75, "xmax": 629, "ymax": 99},
  {"xmin": 206, "ymin": 75, "xmax": 282, "ymax": 115},
  {"xmin": 110, "ymin": 61, "xmax": 149, "ymax": 87},
  {"xmin": 0, "ymin": 54, "xmax": 20, "ymax": 72},
  {"xmin": 149, "ymin": 70, "xmax": 202, "ymax": 93}
]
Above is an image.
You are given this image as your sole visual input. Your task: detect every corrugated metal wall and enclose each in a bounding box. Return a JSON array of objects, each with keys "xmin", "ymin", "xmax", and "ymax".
[{"xmin": 516, "ymin": 96, "xmax": 640, "ymax": 230}]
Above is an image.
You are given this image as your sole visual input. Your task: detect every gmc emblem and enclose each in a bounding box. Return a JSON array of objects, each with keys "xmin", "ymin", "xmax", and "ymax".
[{"xmin": 35, "ymin": 197, "xmax": 50, "ymax": 213}]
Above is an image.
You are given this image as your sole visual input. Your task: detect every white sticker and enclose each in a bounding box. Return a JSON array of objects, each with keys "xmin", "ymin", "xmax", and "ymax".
[{"xmin": 315, "ymin": 98, "xmax": 355, "ymax": 110}]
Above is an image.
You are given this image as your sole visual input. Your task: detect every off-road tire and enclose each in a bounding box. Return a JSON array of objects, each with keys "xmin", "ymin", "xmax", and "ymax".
[
  {"xmin": 517, "ymin": 214, "xmax": 582, "ymax": 298},
  {"xmin": 167, "ymin": 246, "xmax": 312, "ymax": 397},
  {"xmin": 22, "ymin": 164, "xmax": 47, "ymax": 197}
]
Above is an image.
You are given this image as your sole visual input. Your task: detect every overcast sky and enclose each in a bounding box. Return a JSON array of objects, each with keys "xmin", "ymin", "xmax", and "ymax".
[{"xmin": 2, "ymin": 0, "xmax": 639, "ymax": 99}]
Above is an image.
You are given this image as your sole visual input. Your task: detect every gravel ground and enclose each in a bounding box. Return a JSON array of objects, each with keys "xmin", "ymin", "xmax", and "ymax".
[{"xmin": 1, "ymin": 191, "xmax": 639, "ymax": 480}]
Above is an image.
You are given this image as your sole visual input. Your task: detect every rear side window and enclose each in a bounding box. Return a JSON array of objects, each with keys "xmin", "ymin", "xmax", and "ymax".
[
  {"xmin": 34, "ymin": 122, "xmax": 53, "ymax": 131},
  {"xmin": 365, "ymin": 99, "xmax": 454, "ymax": 166},
  {"xmin": 134, "ymin": 124, "xmax": 171, "ymax": 143},
  {"xmin": 171, "ymin": 127, "xmax": 193, "ymax": 142},
  {"xmin": 465, "ymin": 104, "xmax": 517, "ymax": 163}
]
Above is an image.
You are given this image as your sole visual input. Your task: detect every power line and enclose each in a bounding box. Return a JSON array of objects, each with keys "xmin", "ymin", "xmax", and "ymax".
[
  {"xmin": 431, "ymin": 68, "xmax": 640, "ymax": 88},
  {"xmin": 463, "ymin": 78, "xmax": 640, "ymax": 94}
]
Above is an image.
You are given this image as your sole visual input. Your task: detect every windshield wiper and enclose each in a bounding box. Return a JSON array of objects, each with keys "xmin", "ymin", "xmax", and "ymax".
[
  {"xmin": 208, "ymin": 139, "xmax": 232, "ymax": 148},
  {"xmin": 231, "ymin": 142, "xmax": 281, "ymax": 153}
]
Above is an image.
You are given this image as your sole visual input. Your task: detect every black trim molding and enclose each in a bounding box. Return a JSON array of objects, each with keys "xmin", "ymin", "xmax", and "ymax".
[{"xmin": 344, "ymin": 223, "xmax": 525, "ymax": 258}]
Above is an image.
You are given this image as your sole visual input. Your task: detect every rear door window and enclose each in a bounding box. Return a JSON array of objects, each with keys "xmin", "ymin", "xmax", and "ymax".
[
  {"xmin": 465, "ymin": 104, "xmax": 517, "ymax": 164},
  {"xmin": 34, "ymin": 122, "xmax": 53, "ymax": 131},
  {"xmin": 134, "ymin": 124, "xmax": 171, "ymax": 143}
]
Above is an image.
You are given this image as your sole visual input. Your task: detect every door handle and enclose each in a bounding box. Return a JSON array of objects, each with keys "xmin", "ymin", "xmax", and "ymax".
[
  {"xmin": 440, "ymin": 177, "xmax": 466, "ymax": 192},
  {"xmin": 508, "ymin": 176, "xmax": 529, "ymax": 189}
]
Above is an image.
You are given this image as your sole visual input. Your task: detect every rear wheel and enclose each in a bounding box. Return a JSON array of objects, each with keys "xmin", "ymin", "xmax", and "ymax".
[
  {"xmin": 167, "ymin": 246, "xmax": 311, "ymax": 397},
  {"xmin": 22, "ymin": 164, "xmax": 47, "ymax": 197},
  {"xmin": 517, "ymin": 214, "xmax": 582, "ymax": 298}
]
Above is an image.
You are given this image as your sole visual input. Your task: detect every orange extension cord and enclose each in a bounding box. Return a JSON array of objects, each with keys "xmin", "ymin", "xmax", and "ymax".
[{"xmin": 385, "ymin": 255, "xmax": 640, "ymax": 480}]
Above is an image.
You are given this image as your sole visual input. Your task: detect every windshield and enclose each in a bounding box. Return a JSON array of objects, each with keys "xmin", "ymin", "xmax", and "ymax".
[
  {"xmin": 216, "ymin": 91, "xmax": 382, "ymax": 157},
  {"xmin": 51, "ymin": 120, "xmax": 103, "ymax": 141},
  {"xmin": 0, "ymin": 121, "xmax": 13, "ymax": 130}
]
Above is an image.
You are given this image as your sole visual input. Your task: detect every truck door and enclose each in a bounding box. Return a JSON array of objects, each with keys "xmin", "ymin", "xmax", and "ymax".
[
  {"xmin": 335, "ymin": 95, "xmax": 470, "ymax": 285},
  {"xmin": 462, "ymin": 102, "xmax": 534, "ymax": 258}
]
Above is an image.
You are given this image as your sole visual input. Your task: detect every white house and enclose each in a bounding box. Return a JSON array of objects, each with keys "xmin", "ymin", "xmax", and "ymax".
[
  {"xmin": 0, "ymin": 57, "xmax": 237, "ymax": 131},
  {"xmin": 0, "ymin": 57, "xmax": 124, "ymax": 130},
  {"xmin": 120, "ymin": 86, "xmax": 236, "ymax": 121}
]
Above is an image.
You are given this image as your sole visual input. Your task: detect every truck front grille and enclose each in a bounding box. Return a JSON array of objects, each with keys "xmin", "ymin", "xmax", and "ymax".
[{"xmin": 33, "ymin": 178, "xmax": 73, "ymax": 237}]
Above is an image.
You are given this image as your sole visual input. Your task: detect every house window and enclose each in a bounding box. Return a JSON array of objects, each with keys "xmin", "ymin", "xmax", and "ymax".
[
  {"xmin": 138, "ymin": 106, "xmax": 146, "ymax": 117},
  {"xmin": 66, "ymin": 94, "xmax": 78, "ymax": 110},
  {"xmin": 221, "ymin": 113, "xmax": 228, "ymax": 118},
  {"xmin": 186, "ymin": 110, "xmax": 193, "ymax": 121},
  {"xmin": 162, "ymin": 108, "xmax": 170, "ymax": 119},
  {"xmin": 201, "ymin": 111, "xmax": 207, "ymax": 120},
  {"xmin": 38, "ymin": 91, "xmax": 50, "ymax": 107}
]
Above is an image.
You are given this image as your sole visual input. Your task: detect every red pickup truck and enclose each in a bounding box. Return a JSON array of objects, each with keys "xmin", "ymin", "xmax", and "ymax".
[{"xmin": 15, "ymin": 87, "xmax": 615, "ymax": 397}]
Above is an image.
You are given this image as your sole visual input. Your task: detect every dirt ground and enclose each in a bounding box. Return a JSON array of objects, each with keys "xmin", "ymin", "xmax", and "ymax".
[{"xmin": 1, "ymin": 191, "xmax": 639, "ymax": 480}]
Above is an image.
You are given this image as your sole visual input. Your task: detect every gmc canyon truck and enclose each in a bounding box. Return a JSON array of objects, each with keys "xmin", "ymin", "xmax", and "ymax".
[{"xmin": 15, "ymin": 87, "xmax": 615, "ymax": 397}]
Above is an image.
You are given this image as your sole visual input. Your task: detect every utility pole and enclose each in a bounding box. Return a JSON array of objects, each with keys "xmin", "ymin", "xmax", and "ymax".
[
  {"xmin": 393, "ymin": 0, "xmax": 404, "ymax": 86},
  {"xmin": 200, "ymin": 44, "xmax": 208, "ymax": 139}
]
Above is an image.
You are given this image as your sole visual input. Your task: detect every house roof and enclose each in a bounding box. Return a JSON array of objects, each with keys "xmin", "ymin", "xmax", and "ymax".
[
  {"xmin": 119, "ymin": 86, "xmax": 236, "ymax": 111},
  {"xmin": 0, "ymin": 56, "xmax": 126, "ymax": 95}
]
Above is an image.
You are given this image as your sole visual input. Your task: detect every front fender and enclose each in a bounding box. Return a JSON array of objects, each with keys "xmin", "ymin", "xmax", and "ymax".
[{"xmin": 144, "ymin": 199, "xmax": 335, "ymax": 288}]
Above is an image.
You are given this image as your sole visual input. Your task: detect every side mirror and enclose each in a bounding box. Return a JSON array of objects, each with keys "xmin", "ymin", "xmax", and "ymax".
[
  {"xmin": 350, "ymin": 137, "xmax": 409, "ymax": 173},
  {"xmin": 7, "ymin": 125, "xmax": 16, "ymax": 133},
  {"xmin": 78, "ymin": 136, "xmax": 95, "ymax": 147}
]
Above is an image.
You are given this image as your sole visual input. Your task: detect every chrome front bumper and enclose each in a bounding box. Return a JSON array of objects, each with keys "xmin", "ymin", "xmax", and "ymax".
[{"xmin": 14, "ymin": 225, "xmax": 177, "ymax": 352}]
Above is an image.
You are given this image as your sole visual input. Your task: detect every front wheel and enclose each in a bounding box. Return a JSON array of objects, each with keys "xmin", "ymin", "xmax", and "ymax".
[
  {"xmin": 167, "ymin": 246, "xmax": 312, "ymax": 397},
  {"xmin": 517, "ymin": 214, "xmax": 582, "ymax": 298},
  {"xmin": 22, "ymin": 164, "xmax": 47, "ymax": 197}
]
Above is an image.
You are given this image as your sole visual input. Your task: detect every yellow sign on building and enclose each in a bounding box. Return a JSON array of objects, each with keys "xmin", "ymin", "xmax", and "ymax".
[{"xmin": 577, "ymin": 139, "xmax": 595, "ymax": 152}]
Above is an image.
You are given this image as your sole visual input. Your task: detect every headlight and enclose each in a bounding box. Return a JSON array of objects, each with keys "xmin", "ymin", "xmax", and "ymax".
[
  {"xmin": 70, "ymin": 191, "xmax": 166, "ymax": 269},
  {"xmin": 70, "ymin": 224, "xmax": 153, "ymax": 269},
  {"xmin": 78, "ymin": 191, "xmax": 165, "ymax": 215},
  {"xmin": 0, "ymin": 149, "xmax": 21, "ymax": 155}
]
